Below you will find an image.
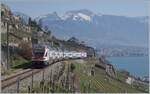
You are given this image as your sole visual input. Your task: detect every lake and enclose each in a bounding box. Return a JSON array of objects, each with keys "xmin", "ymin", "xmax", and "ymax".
[{"xmin": 107, "ymin": 56, "xmax": 149, "ymax": 77}]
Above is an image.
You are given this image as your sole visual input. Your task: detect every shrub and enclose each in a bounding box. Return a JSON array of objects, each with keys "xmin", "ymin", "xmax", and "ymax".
[
  {"xmin": 70, "ymin": 63, "xmax": 75, "ymax": 72},
  {"xmin": 18, "ymin": 42, "xmax": 32, "ymax": 60}
]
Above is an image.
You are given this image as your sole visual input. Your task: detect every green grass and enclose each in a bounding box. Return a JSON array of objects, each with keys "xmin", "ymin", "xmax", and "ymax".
[
  {"xmin": 11, "ymin": 55, "xmax": 31, "ymax": 69},
  {"xmin": 2, "ymin": 56, "xmax": 31, "ymax": 75},
  {"xmin": 72, "ymin": 59, "xmax": 147, "ymax": 93},
  {"xmin": 116, "ymin": 71, "xmax": 127, "ymax": 82}
]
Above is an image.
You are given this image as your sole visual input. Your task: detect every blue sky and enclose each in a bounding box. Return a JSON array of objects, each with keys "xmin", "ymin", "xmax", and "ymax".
[{"xmin": 1, "ymin": 0, "xmax": 149, "ymax": 18}]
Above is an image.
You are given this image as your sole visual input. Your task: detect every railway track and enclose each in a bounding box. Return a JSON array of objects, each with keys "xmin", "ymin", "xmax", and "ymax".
[
  {"xmin": 1, "ymin": 69, "xmax": 41, "ymax": 89},
  {"xmin": 1, "ymin": 59, "xmax": 84, "ymax": 90},
  {"xmin": 1, "ymin": 60, "xmax": 59, "ymax": 90}
]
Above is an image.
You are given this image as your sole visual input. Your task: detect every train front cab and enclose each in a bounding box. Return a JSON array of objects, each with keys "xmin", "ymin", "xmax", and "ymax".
[{"xmin": 32, "ymin": 48, "xmax": 49, "ymax": 66}]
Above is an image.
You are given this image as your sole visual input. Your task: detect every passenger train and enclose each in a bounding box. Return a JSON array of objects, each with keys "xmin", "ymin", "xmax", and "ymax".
[{"xmin": 32, "ymin": 44, "xmax": 87, "ymax": 65}]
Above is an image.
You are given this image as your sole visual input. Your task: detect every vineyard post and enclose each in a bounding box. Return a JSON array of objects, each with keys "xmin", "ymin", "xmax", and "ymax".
[
  {"xmin": 31, "ymin": 71, "xmax": 33, "ymax": 89},
  {"xmin": 28, "ymin": 85, "xmax": 31, "ymax": 93},
  {"xmin": 6, "ymin": 21, "xmax": 10, "ymax": 70},
  {"xmin": 42, "ymin": 69, "xmax": 45, "ymax": 81},
  {"xmin": 17, "ymin": 77, "xmax": 20, "ymax": 93},
  {"xmin": 50, "ymin": 70, "xmax": 52, "ymax": 87}
]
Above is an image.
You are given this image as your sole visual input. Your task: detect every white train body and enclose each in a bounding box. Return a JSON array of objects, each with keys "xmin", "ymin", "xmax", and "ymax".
[{"xmin": 32, "ymin": 45, "xmax": 87, "ymax": 65}]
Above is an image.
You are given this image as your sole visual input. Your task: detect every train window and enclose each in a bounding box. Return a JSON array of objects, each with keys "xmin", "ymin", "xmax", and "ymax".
[{"xmin": 34, "ymin": 52, "xmax": 44, "ymax": 57}]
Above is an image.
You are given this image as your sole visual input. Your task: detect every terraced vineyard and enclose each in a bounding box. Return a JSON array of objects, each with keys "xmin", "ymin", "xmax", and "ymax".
[{"xmin": 72, "ymin": 59, "xmax": 146, "ymax": 93}]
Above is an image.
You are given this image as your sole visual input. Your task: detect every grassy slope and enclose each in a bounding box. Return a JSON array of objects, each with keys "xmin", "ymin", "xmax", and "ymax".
[
  {"xmin": 11, "ymin": 56, "xmax": 31, "ymax": 69},
  {"xmin": 2, "ymin": 55, "xmax": 31, "ymax": 76},
  {"xmin": 72, "ymin": 59, "xmax": 145, "ymax": 93}
]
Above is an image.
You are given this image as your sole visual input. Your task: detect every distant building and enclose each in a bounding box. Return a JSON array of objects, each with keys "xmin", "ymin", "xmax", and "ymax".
[
  {"xmin": 142, "ymin": 76, "xmax": 149, "ymax": 83},
  {"xmin": 126, "ymin": 76, "xmax": 135, "ymax": 85}
]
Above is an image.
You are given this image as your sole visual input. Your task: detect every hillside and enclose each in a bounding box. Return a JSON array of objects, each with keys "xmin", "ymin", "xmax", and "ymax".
[
  {"xmin": 72, "ymin": 59, "xmax": 148, "ymax": 93},
  {"xmin": 73, "ymin": 60, "xmax": 146, "ymax": 93}
]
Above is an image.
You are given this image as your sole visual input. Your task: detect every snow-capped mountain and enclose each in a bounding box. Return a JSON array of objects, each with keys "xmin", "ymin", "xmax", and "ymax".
[
  {"xmin": 35, "ymin": 9, "xmax": 148, "ymax": 48},
  {"xmin": 61, "ymin": 9, "xmax": 95, "ymax": 22}
]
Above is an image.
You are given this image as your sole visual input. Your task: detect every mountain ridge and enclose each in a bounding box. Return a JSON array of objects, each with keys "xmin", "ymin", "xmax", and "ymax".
[{"xmin": 14, "ymin": 9, "xmax": 149, "ymax": 48}]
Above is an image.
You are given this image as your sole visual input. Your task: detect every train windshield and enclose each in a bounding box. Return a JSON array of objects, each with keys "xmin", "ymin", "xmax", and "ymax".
[{"xmin": 33, "ymin": 51, "xmax": 44, "ymax": 57}]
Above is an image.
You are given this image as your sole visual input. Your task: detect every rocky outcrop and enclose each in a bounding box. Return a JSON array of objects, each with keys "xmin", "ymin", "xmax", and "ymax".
[{"xmin": 95, "ymin": 57, "xmax": 116, "ymax": 78}]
